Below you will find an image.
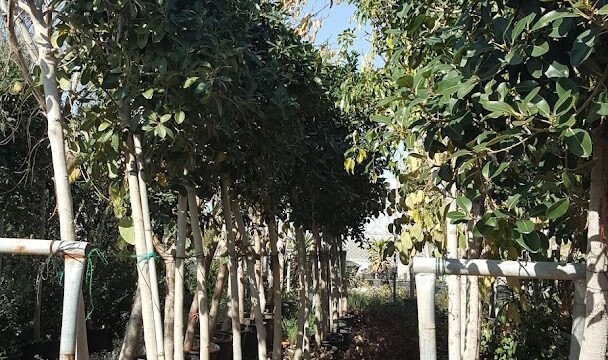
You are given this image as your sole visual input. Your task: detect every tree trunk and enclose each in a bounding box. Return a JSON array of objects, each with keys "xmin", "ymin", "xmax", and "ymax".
[
  {"xmin": 183, "ymin": 298, "xmax": 198, "ymax": 353},
  {"xmin": 329, "ymin": 240, "xmax": 340, "ymax": 332},
  {"xmin": 580, "ymin": 123, "xmax": 608, "ymax": 359},
  {"xmin": 187, "ymin": 188, "xmax": 210, "ymax": 360},
  {"xmin": 232, "ymin": 199, "xmax": 267, "ymax": 360},
  {"xmin": 238, "ymin": 259, "xmax": 246, "ymax": 324},
  {"xmin": 311, "ymin": 224, "xmax": 323, "ymax": 345},
  {"xmin": 208, "ymin": 260, "xmax": 228, "ymax": 339},
  {"xmin": 268, "ymin": 216, "xmax": 283, "ymax": 360},
  {"xmin": 133, "ymin": 134, "xmax": 165, "ymax": 359},
  {"xmin": 446, "ymin": 186, "xmax": 461, "ymax": 360},
  {"xmin": 173, "ymin": 194, "xmax": 188, "ymax": 360},
  {"xmin": 462, "ymin": 204, "xmax": 481, "ymax": 360},
  {"xmin": 294, "ymin": 227, "xmax": 310, "ymax": 360},
  {"xmin": 125, "ymin": 130, "xmax": 158, "ymax": 359},
  {"xmin": 339, "ymin": 242, "xmax": 347, "ymax": 315},
  {"xmin": 219, "ymin": 174, "xmax": 243, "ymax": 360},
  {"xmin": 119, "ymin": 287, "xmax": 143, "ymax": 360},
  {"xmin": 254, "ymin": 229, "xmax": 266, "ymax": 312},
  {"xmin": 164, "ymin": 257, "xmax": 175, "ymax": 360}
]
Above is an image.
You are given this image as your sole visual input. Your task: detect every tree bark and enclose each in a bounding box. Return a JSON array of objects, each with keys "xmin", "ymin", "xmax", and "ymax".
[
  {"xmin": 219, "ymin": 174, "xmax": 243, "ymax": 360},
  {"xmin": 462, "ymin": 204, "xmax": 481, "ymax": 360},
  {"xmin": 208, "ymin": 259, "xmax": 228, "ymax": 339},
  {"xmin": 187, "ymin": 188, "xmax": 210, "ymax": 360},
  {"xmin": 580, "ymin": 122, "xmax": 608, "ymax": 359},
  {"xmin": 311, "ymin": 224, "xmax": 323, "ymax": 345},
  {"xmin": 329, "ymin": 239, "xmax": 340, "ymax": 332},
  {"xmin": 232, "ymin": 199, "xmax": 267, "ymax": 360},
  {"xmin": 125, "ymin": 130, "xmax": 158, "ymax": 359},
  {"xmin": 446, "ymin": 186, "xmax": 461, "ymax": 360},
  {"xmin": 294, "ymin": 227, "xmax": 310, "ymax": 360},
  {"xmin": 119, "ymin": 287, "xmax": 143, "ymax": 360},
  {"xmin": 173, "ymin": 194, "xmax": 188, "ymax": 360},
  {"xmin": 238, "ymin": 259, "xmax": 246, "ymax": 324},
  {"xmin": 254, "ymin": 228, "xmax": 266, "ymax": 312},
  {"xmin": 164, "ymin": 257, "xmax": 175, "ymax": 360},
  {"xmin": 339, "ymin": 242, "xmax": 347, "ymax": 315},
  {"xmin": 133, "ymin": 134, "xmax": 165, "ymax": 359},
  {"xmin": 183, "ymin": 298, "xmax": 198, "ymax": 353},
  {"xmin": 268, "ymin": 216, "xmax": 283, "ymax": 360}
]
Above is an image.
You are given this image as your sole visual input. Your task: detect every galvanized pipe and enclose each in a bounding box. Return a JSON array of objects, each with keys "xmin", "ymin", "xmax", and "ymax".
[
  {"xmin": 0, "ymin": 238, "xmax": 89, "ymax": 256},
  {"xmin": 412, "ymin": 258, "xmax": 585, "ymax": 280},
  {"xmin": 569, "ymin": 280, "xmax": 586, "ymax": 360}
]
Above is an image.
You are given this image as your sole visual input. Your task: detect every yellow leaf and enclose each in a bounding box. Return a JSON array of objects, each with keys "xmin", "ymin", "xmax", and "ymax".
[
  {"xmin": 9, "ymin": 81, "xmax": 23, "ymax": 95},
  {"xmin": 68, "ymin": 168, "xmax": 81, "ymax": 183}
]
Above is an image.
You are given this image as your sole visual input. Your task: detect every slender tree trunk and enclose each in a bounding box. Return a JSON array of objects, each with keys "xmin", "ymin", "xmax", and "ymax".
[
  {"xmin": 580, "ymin": 123, "xmax": 608, "ymax": 359},
  {"xmin": 447, "ymin": 186, "xmax": 461, "ymax": 360},
  {"xmin": 134, "ymin": 134, "xmax": 165, "ymax": 359},
  {"xmin": 183, "ymin": 298, "xmax": 198, "ymax": 353},
  {"xmin": 232, "ymin": 199, "xmax": 267, "ymax": 360},
  {"xmin": 125, "ymin": 130, "xmax": 158, "ymax": 359},
  {"xmin": 119, "ymin": 287, "xmax": 143, "ymax": 360},
  {"xmin": 339, "ymin": 242, "xmax": 347, "ymax": 315},
  {"xmin": 174, "ymin": 194, "xmax": 188, "ymax": 360},
  {"xmin": 278, "ymin": 236, "xmax": 285, "ymax": 293},
  {"xmin": 254, "ymin": 229, "xmax": 266, "ymax": 312},
  {"xmin": 209, "ymin": 260, "xmax": 228, "ymax": 339},
  {"xmin": 329, "ymin": 240, "xmax": 340, "ymax": 332},
  {"xmin": 34, "ymin": 267, "xmax": 43, "ymax": 341},
  {"xmin": 238, "ymin": 259, "xmax": 246, "ymax": 324},
  {"xmin": 219, "ymin": 174, "xmax": 243, "ymax": 360},
  {"xmin": 311, "ymin": 224, "xmax": 323, "ymax": 345},
  {"xmin": 294, "ymin": 227, "xmax": 309, "ymax": 360},
  {"xmin": 187, "ymin": 188, "xmax": 210, "ymax": 360},
  {"xmin": 462, "ymin": 204, "xmax": 481, "ymax": 360},
  {"xmin": 17, "ymin": 3, "xmax": 89, "ymax": 356},
  {"xmin": 164, "ymin": 257, "xmax": 175, "ymax": 360},
  {"xmin": 268, "ymin": 216, "xmax": 283, "ymax": 360},
  {"xmin": 286, "ymin": 252, "xmax": 292, "ymax": 293}
]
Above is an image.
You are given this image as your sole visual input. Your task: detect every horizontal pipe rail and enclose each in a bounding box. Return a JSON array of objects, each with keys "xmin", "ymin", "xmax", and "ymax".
[
  {"xmin": 412, "ymin": 258, "xmax": 585, "ymax": 281},
  {"xmin": 0, "ymin": 238, "xmax": 90, "ymax": 257}
]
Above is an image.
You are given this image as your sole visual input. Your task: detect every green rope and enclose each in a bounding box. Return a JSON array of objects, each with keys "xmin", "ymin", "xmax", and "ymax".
[
  {"xmin": 85, "ymin": 248, "xmax": 108, "ymax": 320},
  {"xmin": 131, "ymin": 251, "xmax": 160, "ymax": 264}
]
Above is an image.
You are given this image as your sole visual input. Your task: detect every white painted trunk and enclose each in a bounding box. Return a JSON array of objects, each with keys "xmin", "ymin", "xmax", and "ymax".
[
  {"xmin": 133, "ymin": 134, "xmax": 165, "ymax": 359},
  {"xmin": 173, "ymin": 194, "xmax": 187, "ymax": 360},
  {"xmin": 311, "ymin": 225, "xmax": 323, "ymax": 345},
  {"xmin": 219, "ymin": 174, "xmax": 243, "ymax": 360},
  {"xmin": 186, "ymin": 188, "xmax": 210, "ymax": 360},
  {"xmin": 570, "ymin": 280, "xmax": 585, "ymax": 360},
  {"xmin": 119, "ymin": 287, "xmax": 143, "ymax": 360},
  {"xmin": 446, "ymin": 188, "xmax": 461, "ymax": 360},
  {"xmin": 416, "ymin": 273, "xmax": 437, "ymax": 360},
  {"xmin": 580, "ymin": 123, "xmax": 608, "ymax": 359},
  {"xmin": 163, "ymin": 257, "xmax": 175, "ymax": 360},
  {"xmin": 462, "ymin": 206, "xmax": 480, "ymax": 360},
  {"xmin": 340, "ymin": 248, "xmax": 348, "ymax": 314},
  {"xmin": 238, "ymin": 260, "xmax": 245, "ymax": 325},
  {"xmin": 294, "ymin": 227, "xmax": 309, "ymax": 360},
  {"xmin": 125, "ymin": 130, "xmax": 158, "ymax": 360},
  {"xmin": 232, "ymin": 199, "xmax": 267, "ymax": 360},
  {"xmin": 268, "ymin": 217, "xmax": 283, "ymax": 360},
  {"xmin": 254, "ymin": 230, "xmax": 266, "ymax": 312}
]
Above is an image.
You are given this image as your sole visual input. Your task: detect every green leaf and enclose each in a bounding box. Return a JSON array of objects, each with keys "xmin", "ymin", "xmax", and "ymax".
[
  {"xmin": 397, "ymin": 75, "xmax": 414, "ymax": 88},
  {"xmin": 98, "ymin": 122, "xmax": 111, "ymax": 131},
  {"xmin": 474, "ymin": 213, "xmax": 498, "ymax": 236},
  {"xmin": 598, "ymin": 5, "xmax": 608, "ymax": 15},
  {"xmin": 531, "ymin": 40, "xmax": 549, "ymax": 57},
  {"xmin": 564, "ymin": 128, "xmax": 592, "ymax": 158},
  {"xmin": 531, "ymin": 9, "xmax": 578, "ymax": 31},
  {"xmin": 597, "ymin": 102, "xmax": 608, "ymax": 116},
  {"xmin": 183, "ymin": 77, "xmax": 199, "ymax": 89},
  {"xmin": 516, "ymin": 220, "xmax": 535, "ymax": 234},
  {"xmin": 515, "ymin": 230, "xmax": 543, "ymax": 253},
  {"xmin": 371, "ymin": 114, "xmax": 392, "ymax": 125},
  {"xmin": 571, "ymin": 29, "xmax": 596, "ymax": 66},
  {"xmin": 118, "ymin": 217, "xmax": 135, "ymax": 245},
  {"xmin": 142, "ymin": 88, "xmax": 154, "ymax": 99},
  {"xmin": 546, "ymin": 198, "xmax": 570, "ymax": 220},
  {"xmin": 511, "ymin": 13, "xmax": 536, "ymax": 42},
  {"xmin": 175, "ymin": 111, "xmax": 185, "ymax": 124},
  {"xmin": 457, "ymin": 76, "xmax": 479, "ymax": 99},
  {"xmin": 480, "ymin": 100, "xmax": 517, "ymax": 116},
  {"xmin": 456, "ymin": 196, "xmax": 473, "ymax": 214},
  {"xmin": 437, "ymin": 75, "xmax": 463, "ymax": 96},
  {"xmin": 447, "ymin": 211, "xmax": 468, "ymax": 224},
  {"xmin": 545, "ymin": 62, "xmax": 569, "ymax": 78},
  {"xmin": 505, "ymin": 194, "xmax": 521, "ymax": 210},
  {"xmin": 159, "ymin": 114, "xmax": 172, "ymax": 123}
]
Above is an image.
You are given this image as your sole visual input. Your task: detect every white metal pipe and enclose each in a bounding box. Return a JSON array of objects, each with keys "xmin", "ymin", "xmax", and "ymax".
[
  {"xmin": 416, "ymin": 273, "xmax": 436, "ymax": 360},
  {"xmin": 569, "ymin": 280, "xmax": 586, "ymax": 360},
  {"xmin": 60, "ymin": 255, "xmax": 87, "ymax": 360},
  {"xmin": 0, "ymin": 238, "xmax": 90, "ymax": 256},
  {"xmin": 412, "ymin": 258, "xmax": 585, "ymax": 280}
]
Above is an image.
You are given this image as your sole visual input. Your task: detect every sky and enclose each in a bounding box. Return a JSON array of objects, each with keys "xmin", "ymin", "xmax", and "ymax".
[{"xmin": 302, "ymin": 1, "xmax": 381, "ymax": 67}]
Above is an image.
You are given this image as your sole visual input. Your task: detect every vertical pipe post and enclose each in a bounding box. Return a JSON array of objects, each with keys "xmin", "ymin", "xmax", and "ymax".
[
  {"xmin": 416, "ymin": 273, "xmax": 436, "ymax": 360},
  {"xmin": 60, "ymin": 255, "xmax": 87, "ymax": 360},
  {"xmin": 569, "ymin": 280, "xmax": 586, "ymax": 360},
  {"xmin": 446, "ymin": 188, "xmax": 461, "ymax": 360}
]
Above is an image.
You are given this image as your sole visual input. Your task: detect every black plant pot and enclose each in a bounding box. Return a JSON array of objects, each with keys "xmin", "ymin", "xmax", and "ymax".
[
  {"xmin": 240, "ymin": 324, "xmax": 258, "ymax": 359},
  {"xmin": 21, "ymin": 339, "xmax": 60, "ymax": 360},
  {"xmin": 325, "ymin": 332, "xmax": 345, "ymax": 350},
  {"xmin": 87, "ymin": 328, "xmax": 112, "ymax": 353},
  {"xmin": 214, "ymin": 331, "xmax": 233, "ymax": 360}
]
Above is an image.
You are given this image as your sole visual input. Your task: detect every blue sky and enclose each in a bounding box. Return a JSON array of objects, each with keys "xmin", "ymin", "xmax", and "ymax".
[{"xmin": 302, "ymin": 1, "xmax": 378, "ymax": 66}]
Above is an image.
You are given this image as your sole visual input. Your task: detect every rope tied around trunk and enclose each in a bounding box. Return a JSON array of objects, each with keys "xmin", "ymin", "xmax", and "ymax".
[
  {"xmin": 85, "ymin": 248, "xmax": 108, "ymax": 319},
  {"xmin": 131, "ymin": 251, "xmax": 160, "ymax": 263}
]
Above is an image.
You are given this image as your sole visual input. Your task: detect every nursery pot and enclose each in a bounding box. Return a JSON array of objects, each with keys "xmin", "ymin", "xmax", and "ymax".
[
  {"xmin": 325, "ymin": 332, "xmax": 345, "ymax": 350},
  {"xmin": 21, "ymin": 339, "xmax": 60, "ymax": 360},
  {"xmin": 185, "ymin": 343, "xmax": 221, "ymax": 360},
  {"xmin": 263, "ymin": 314, "xmax": 274, "ymax": 351},
  {"xmin": 337, "ymin": 314, "xmax": 355, "ymax": 327},
  {"xmin": 240, "ymin": 324, "xmax": 258, "ymax": 359},
  {"xmin": 214, "ymin": 331, "xmax": 233, "ymax": 360}
]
